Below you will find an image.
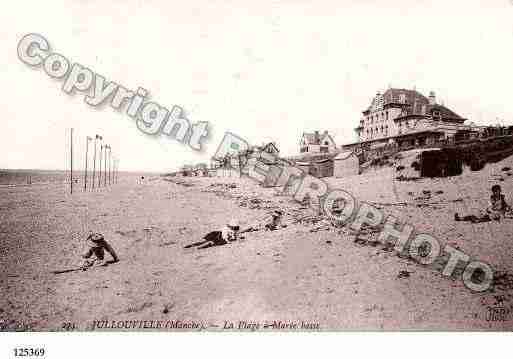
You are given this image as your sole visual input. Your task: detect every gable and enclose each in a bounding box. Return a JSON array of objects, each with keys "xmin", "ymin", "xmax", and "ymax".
[
  {"xmin": 320, "ymin": 134, "xmax": 336, "ymax": 146},
  {"xmin": 301, "ymin": 133, "xmax": 316, "ymax": 145},
  {"xmin": 262, "ymin": 142, "xmax": 279, "ymax": 154}
]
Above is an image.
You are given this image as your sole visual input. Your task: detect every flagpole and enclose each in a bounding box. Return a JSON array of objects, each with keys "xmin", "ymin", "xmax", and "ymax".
[
  {"xmin": 84, "ymin": 136, "xmax": 91, "ymax": 191},
  {"xmin": 98, "ymin": 144, "xmax": 103, "ymax": 188},
  {"xmin": 92, "ymin": 135, "xmax": 97, "ymax": 189},
  {"xmin": 109, "ymin": 148, "xmax": 112, "ymax": 185},
  {"xmin": 104, "ymin": 145, "xmax": 108, "ymax": 187},
  {"xmin": 70, "ymin": 128, "xmax": 73, "ymax": 194},
  {"xmin": 105, "ymin": 146, "xmax": 110, "ymax": 185}
]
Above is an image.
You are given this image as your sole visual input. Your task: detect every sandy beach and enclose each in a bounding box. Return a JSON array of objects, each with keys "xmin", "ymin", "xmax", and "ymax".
[{"xmin": 1, "ymin": 156, "xmax": 513, "ymax": 331}]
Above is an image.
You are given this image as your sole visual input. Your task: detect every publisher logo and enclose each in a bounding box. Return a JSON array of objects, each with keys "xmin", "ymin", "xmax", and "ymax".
[{"xmin": 485, "ymin": 305, "xmax": 511, "ymax": 322}]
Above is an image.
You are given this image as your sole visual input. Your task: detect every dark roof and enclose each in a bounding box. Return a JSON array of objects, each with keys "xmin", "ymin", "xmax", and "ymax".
[
  {"xmin": 365, "ymin": 88, "xmax": 464, "ymax": 120},
  {"xmin": 383, "ymin": 88, "xmax": 429, "ymax": 107},
  {"xmin": 261, "ymin": 142, "xmax": 279, "ymax": 153},
  {"xmin": 302, "ymin": 132, "xmax": 319, "ymax": 145},
  {"xmin": 302, "ymin": 131, "xmax": 334, "ymax": 145},
  {"xmin": 251, "ymin": 142, "xmax": 280, "ymax": 153},
  {"xmin": 365, "ymin": 88, "xmax": 428, "ymax": 113},
  {"xmin": 425, "ymin": 103, "xmax": 462, "ymax": 119}
]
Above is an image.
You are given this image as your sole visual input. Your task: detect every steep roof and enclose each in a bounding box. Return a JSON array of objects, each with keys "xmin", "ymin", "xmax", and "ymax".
[
  {"xmin": 320, "ymin": 132, "xmax": 336, "ymax": 146},
  {"xmin": 365, "ymin": 88, "xmax": 464, "ymax": 120},
  {"xmin": 425, "ymin": 103, "xmax": 462, "ymax": 119},
  {"xmin": 383, "ymin": 88, "xmax": 429, "ymax": 107},
  {"xmin": 250, "ymin": 142, "xmax": 280, "ymax": 153},
  {"xmin": 302, "ymin": 132, "xmax": 319, "ymax": 145},
  {"xmin": 365, "ymin": 88, "xmax": 428, "ymax": 113},
  {"xmin": 302, "ymin": 131, "xmax": 335, "ymax": 145}
]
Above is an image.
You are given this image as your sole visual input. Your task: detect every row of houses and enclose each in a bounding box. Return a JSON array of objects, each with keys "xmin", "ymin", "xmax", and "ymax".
[
  {"xmin": 220, "ymin": 139, "xmax": 359, "ymax": 180},
  {"xmin": 296, "ymin": 88, "xmax": 513, "ymax": 171},
  {"xmin": 177, "ymin": 86, "xmax": 512, "ymax": 180},
  {"xmin": 173, "ymin": 137, "xmax": 359, "ymax": 181}
]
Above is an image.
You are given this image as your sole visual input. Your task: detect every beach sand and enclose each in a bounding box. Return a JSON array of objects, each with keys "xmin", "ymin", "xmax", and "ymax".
[{"xmin": 1, "ymin": 158, "xmax": 513, "ymax": 331}]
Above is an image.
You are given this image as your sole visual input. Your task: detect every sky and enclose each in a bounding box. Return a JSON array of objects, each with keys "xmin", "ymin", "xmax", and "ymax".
[{"xmin": 2, "ymin": 0, "xmax": 513, "ymax": 172}]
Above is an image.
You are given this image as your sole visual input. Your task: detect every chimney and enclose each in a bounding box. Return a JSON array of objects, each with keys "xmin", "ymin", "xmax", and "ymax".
[
  {"xmin": 429, "ymin": 91, "xmax": 436, "ymax": 105},
  {"xmin": 314, "ymin": 130, "xmax": 320, "ymax": 144}
]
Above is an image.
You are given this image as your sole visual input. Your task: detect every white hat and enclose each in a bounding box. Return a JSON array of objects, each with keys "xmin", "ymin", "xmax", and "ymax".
[
  {"xmin": 227, "ymin": 218, "xmax": 239, "ymax": 228},
  {"xmin": 87, "ymin": 232, "xmax": 105, "ymax": 244},
  {"xmin": 272, "ymin": 210, "xmax": 283, "ymax": 217}
]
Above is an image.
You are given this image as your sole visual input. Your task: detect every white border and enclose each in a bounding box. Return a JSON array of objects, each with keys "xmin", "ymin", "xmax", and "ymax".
[{"xmin": 1, "ymin": 333, "xmax": 512, "ymax": 359}]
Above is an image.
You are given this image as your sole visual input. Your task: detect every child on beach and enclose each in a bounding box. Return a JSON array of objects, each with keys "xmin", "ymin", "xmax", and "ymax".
[
  {"xmin": 81, "ymin": 232, "xmax": 119, "ymax": 268},
  {"xmin": 242, "ymin": 210, "xmax": 286, "ymax": 233},
  {"xmin": 455, "ymin": 184, "xmax": 513, "ymax": 223},
  {"xmin": 184, "ymin": 219, "xmax": 240, "ymax": 250},
  {"xmin": 265, "ymin": 210, "xmax": 285, "ymax": 231}
]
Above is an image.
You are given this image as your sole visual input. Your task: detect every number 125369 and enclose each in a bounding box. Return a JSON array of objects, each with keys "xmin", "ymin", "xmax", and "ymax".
[{"xmin": 13, "ymin": 348, "xmax": 45, "ymax": 357}]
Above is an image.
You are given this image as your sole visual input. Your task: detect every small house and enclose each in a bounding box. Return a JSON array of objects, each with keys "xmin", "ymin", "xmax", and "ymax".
[
  {"xmin": 310, "ymin": 158, "xmax": 334, "ymax": 178},
  {"xmin": 333, "ymin": 151, "xmax": 359, "ymax": 177},
  {"xmin": 300, "ymin": 131, "xmax": 337, "ymax": 154}
]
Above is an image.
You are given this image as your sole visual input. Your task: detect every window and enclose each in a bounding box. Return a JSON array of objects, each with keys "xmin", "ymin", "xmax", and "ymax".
[{"xmin": 399, "ymin": 93, "xmax": 406, "ymax": 103}]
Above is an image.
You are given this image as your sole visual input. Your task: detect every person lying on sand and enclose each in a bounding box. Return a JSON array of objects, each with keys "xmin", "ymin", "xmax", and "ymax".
[
  {"xmin": 455, "ymin": 184, "xmax": 513, "ymax": 223},
  {"xmin": 266, "ymin": 210, "xmax": 285, "ymax": 231},
  {"xmin": 81, "ymin": 232, "xmax": 119, "ymax": 268},
  {"xmin": 184, "ymin": 219, "xmax": 240, "ymax": 250},
  {"xmin": 241, "ymin": 210, "xmax": 286, "ymax": 233}
]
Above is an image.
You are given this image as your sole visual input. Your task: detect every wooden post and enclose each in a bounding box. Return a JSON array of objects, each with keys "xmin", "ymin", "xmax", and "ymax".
[
  {"xmin": 70, "ymin": 128, "xmax": 73, "ymax": 194},
  {"xmin": 109, "ymin": 149, "xmax": 112, "ymax": 185},
  {"xmin": 98, "ymin": 144, "xmax": 103, "ymax": 188},
  {"xmin": 84, "ymin": 136, "xmax": 91, "ymax": 191},
  {"xmin": 92, "ymin": 135, "xmax": 97, "ymax": 189},
  {"xmin": 104, "ymin": 145, "xmax": 108, "ymax": 186}
]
